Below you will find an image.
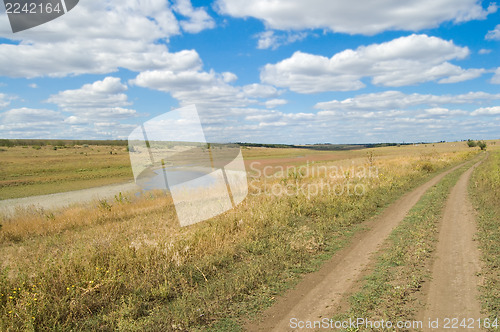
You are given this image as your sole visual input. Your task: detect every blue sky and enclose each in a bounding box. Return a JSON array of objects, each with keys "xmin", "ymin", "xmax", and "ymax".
[{"xmin": 0, "ymin": 0, "xmax": 499, "ymax": 144}]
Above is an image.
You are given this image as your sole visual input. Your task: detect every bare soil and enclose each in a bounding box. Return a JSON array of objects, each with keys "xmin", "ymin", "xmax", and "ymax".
[
  {"xmin": 421, "ymin": 162, "xmax": 484, "ymax": 331},
  {"xmin": 0, "ymin": 181, "xmax": 139, "ymax": 215}
]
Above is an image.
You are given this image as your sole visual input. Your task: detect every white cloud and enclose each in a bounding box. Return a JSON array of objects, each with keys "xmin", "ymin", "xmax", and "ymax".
[
  {"xmin": 438, "ymin": 68, "xmax": 485, "ymax": 83},
  {"xmin": 160, "ymin": 93, "xmax": 499, "ymax": 144},
  {"xmin": 47, "ymin": 77, "xmax": 130, "ymax": 109},
  {"xmin": 417, "ymin": 107, "xmax": 468, "ymax": 118},
  {"xmin": 173, "ymin": 0, "xmax": 216, "ymax": 33},
  {"xmin": 256, "ymin": 30, "xmax": 308, "ymax": 50},
  {"xmin": 0, "ymin": 41, "xmax": 202, "ymax": 78},
  {"xmin": 492, "ymin": 67, "xmax": 500, "ymax": 84},
  {"xmin": 315, "ymin": 90, "xmax": 500, "ymax": 111},
  {"xmin": 471, "ymin": 106, "xmax": 500, "ymax": 115},
  {"xmin": 130, "ymin": 69, "xmax": 280, "ymax": 112},
  {"xmin": 204, "ymin": 102, "xmax": 493, "ymax": 144},
  {"xmin": 261, "ymin": 34, "xmax": 482, "ymax": 93},
  {"xmin": 0, "ymin": 104, "xmax": 138, "ymax": 139},
  {"xmin": 0, "ymin": 0, "xmax": 207, "ymax": 78},
  {"xmin": 242, "ymin": 84, "xmax": 280, "ymax": 98},
  {"xmin": 0, "ymin": 93, "xmax": 11, "ymax": 108},
  {"xmin": 478, "ymin": 48, "xmax": 492, "ymax": 54},
  {"xmin": 130, "ymin": 65, "xmax": 287, "ymax": 143},
  {"xmin": 222, "ymin": 72, "xmax": 238, "ymax": 83},
  {"xmin": 64, "ymin": 116, "xmax": 88, "ymax": 125},
  {"xmin": 216, "ymin": 0, "xmax": 497, "ymax": 35},
  {"xmin": 0, "ymin": 107, "xmax": 63, "ymax": 123},
  {"xmin": 28, "ymin": 83, "xmax": 38, "ymax": 89},
  {"xmin": 486, "ymin": 24, "xmax": 500, "ymax": 40},
  {"xmin": 47, "ymin": 77, "xmax": 137, "ymax": 121},
  {"xmin": 264, "ymin": 99, "xmax": 288, "ymax": 108},
  {"xmin": 0, "ymin": 107, "xmax": 66, "ymax": 138},
  {"xmin": 131, "ymin": 69, "xmax": 219, "ymax": 92},
  {"xmin": 256, "ymin": 31, "xmax": 277, "ymax": 50}
]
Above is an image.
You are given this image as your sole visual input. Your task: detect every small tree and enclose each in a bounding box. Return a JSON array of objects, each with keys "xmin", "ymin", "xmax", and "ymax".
[{"xmin": 478, "ymin": 141, "xmax": 487, "ymax": 151}]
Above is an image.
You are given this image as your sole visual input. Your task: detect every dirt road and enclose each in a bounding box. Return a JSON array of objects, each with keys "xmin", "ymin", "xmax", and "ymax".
[
  {"xmin": 422, "ymin": 162, "xmax": 483, "ymax": 330},
  {"xmin": 0, "ymin": 181, "xmax": 140, "ymax": 215},
  {"xmin": 247, "ymin": 162, "xmax": 468, "ymax": 332}
]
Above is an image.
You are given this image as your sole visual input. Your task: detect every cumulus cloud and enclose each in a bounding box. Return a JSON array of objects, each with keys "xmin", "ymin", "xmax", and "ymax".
[
  {"xmin": 416, "ymin": 107, "xmax": 468, "ymax": 118},
  {"xmin": 47, "ymin": 77, "xmax": 137, "ymax": 121},
  {"xmin": 0, "ymin": 93, "xmax": 11, "ymax": 108},
  {"xmin": 314, "ymin": 90, "xmax": 500, "ymax": 111},
  {"xmin": 261, "ymin": 34, "xmax": 483, "ymax": 93},
  {"xmin": 47, "ymin": 77, "xmax": 129, "ymax": 108},
  {"xmin": 256, "ymin": 31, "xmax": 308, "ymax": 50},
  {"xmin": 486, "ymin": 24, "xmax": 500, "ymax": 40},
  {"xmin": 492, "ymin": 67, "xmax": 500, "ymax": 84},
  {"xmin": 0, "ymin": 107, "xmax": 63, "ymax": 123},
  {"xmin": 173, "ymin": 0, "xmax": 215, "ymax": 33},
  {"xmin": 203, "ymin": 101, "xmax": 499, "ymax": 144},
  {"xmin": 242, "ymin": 84, "xmax": 280, "ymax": 98},
  {"xmin": 471, "ymin": 106, "xmax": 500, "ymax": 115},
  {"xmin": 478, "ymin": 48, "xmax": 492, "ymax": 54},
  {"xmin": 0, "ymin": 0, "xmax": 207, "ymax": 78},
  {"xmin": 263, "ymin": 99, "xmax": 288, "ymax": 108},
  {"xmin": 130, "ymin": 69, "xmax": 280, "ymax": 111},
  {"xmin": 0, "ymin": 107, "xmax": 66, "ymax": 138},
  {"xmin": 0, "ymin": 102, "xmax": 139, "ymax": 139},
  {"xmin": 216, "ymin": 0, "xmax": 497, "ymax": 35},
  {"xmin": 129, "ymin": 64, "xmax": 288, "ymax": 143}
]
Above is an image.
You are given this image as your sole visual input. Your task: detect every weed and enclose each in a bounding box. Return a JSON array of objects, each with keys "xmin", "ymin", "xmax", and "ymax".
[{"xmin": 469, "ymin": 151, "xmax": 500, "ymax": 325}]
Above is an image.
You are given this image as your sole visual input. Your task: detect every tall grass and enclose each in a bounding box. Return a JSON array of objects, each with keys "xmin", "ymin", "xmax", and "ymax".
[
  {"xmin": 0, "ymin": 150, "xmax": 475, "ymax": 331},
  {"xmin": 469, "ymin": 151, "xmax": 500, "ymax": 327}
]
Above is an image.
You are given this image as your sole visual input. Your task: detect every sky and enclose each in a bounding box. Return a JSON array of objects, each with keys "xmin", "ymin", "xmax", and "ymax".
[{"xmin": 0, "ymin": 0, "xmax": 499, "ymax": 144}]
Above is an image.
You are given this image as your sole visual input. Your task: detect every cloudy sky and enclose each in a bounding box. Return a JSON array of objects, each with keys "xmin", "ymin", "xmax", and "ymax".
[{"xmin": 0, "ymin": 0, "xmax": 499, "ymax": 144}]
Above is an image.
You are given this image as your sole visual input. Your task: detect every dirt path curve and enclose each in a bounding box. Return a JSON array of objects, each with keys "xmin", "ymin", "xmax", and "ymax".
[
  {"xmin": 422, "ymin": 161, "xmax": 484, "ymax": 330},
  {"xmin": 0, "ymin": 182, "xmax": 140, "ymax": 216},
  {"xmin": 247, "ymin": 161, "xmax": 469, "ymax": 332}
]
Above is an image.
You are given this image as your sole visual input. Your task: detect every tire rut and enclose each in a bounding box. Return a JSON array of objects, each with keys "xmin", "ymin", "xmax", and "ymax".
[
  {"xmin": 246, "ymin": 162, "xmax": 469, "ymax": 332},
  {"xmin": 421, "ymin": 160, "xmax": 484, "ymax": 331}
]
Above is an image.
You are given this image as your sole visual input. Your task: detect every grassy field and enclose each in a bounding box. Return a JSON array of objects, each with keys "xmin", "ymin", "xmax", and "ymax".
[
  {"xmin": 1, "ymin": 141, "xmax": 488, "ymax": 200},
  {"xmin": 0, "ymin": 140, "xmax": 484, "ymax": 331},
  {"xmin": 0, "ymin": 145, "xmax": 133, "ymax": 199},
  {"xmin": 0, "ymin": 143, "xmax": 361, "ymax": 200},
  {"xmin": 469, "ymin": 149, "xmax": 500, "ymax": 327}
]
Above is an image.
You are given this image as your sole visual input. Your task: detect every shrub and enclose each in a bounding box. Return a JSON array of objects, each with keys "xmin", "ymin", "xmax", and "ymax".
[{"xmin": 467, "ymin": 139, "xmax": 477, "ymax": 148}]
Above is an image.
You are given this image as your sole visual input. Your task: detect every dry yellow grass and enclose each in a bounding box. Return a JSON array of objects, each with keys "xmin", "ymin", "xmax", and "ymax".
[{"xmin": 0, "ymin": 143, "xmax": 481, "ymax": 331}]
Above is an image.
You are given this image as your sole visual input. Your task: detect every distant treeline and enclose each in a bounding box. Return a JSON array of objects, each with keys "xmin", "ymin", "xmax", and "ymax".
[
  {"xmin": 0, "ymin": 139, "xmax": 128, "ymax": 147},
  {"xmin": 1, "ymin": 139, "xmax": 431, "ymax": 150},
  {"xmin": 236, "ymin": 142, "xmax": 413, "ymax": 151}
]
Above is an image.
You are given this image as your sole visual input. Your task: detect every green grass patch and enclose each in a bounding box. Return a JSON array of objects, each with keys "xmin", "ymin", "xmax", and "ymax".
[
  {"xmin": 469, "ymin": 151, "xmax": 500, "ymax": 327},
  {"xmin": 0, "ymin": 145, "xmax": 133, "ymax": 199}
]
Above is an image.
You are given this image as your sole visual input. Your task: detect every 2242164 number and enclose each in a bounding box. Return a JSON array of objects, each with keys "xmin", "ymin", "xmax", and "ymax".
[
  {"xmin": 5, "ymin": 2, "xmax": 62, "ymax": 14},
  {"xmin": 442, "ymin": 318, "xmax": 498, "ymax": 329}
]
